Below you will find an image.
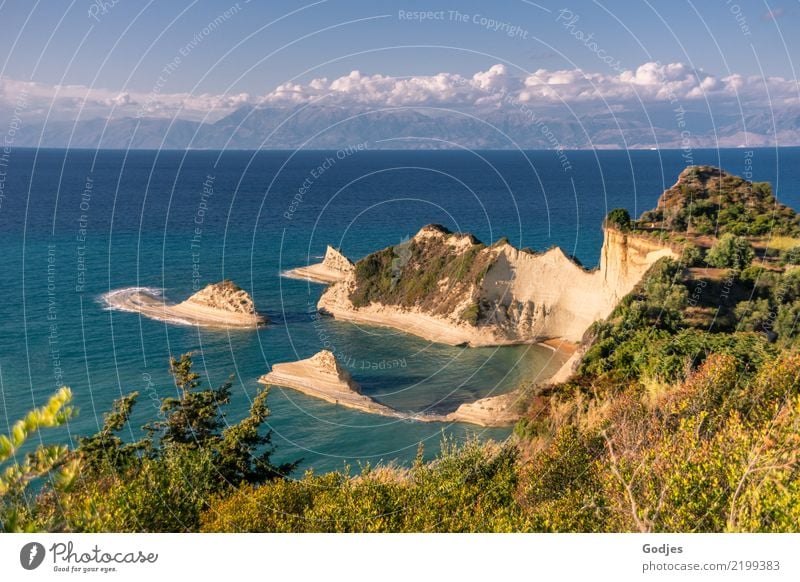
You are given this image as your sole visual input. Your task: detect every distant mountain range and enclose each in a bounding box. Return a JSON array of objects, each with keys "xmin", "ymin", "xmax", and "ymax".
[{"xmin": 12, "ymin": 104, "xmax": 796, "ymax": 150}]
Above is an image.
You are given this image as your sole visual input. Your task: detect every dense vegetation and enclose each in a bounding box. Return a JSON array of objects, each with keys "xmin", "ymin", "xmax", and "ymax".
[
  {"xmin": 205, "ymin": 342, "xmax": 800, "ymax": 533},
  {"xmin": 1, "ymin": 354, "xmax": 295, "ymax": 532},
  {"xmin": 4, "ymin": 342, "xmax": 799, "ymax": 532},
  {"xmin": 3, "ymin": 166, "xmax": 800, "ymax": 532},
  {"xmin": 639, "ymin": 165, "xmax": 800, "ymax": 236},
  {"xmin": 349, "ymin": 225, "xmax": 492, "ymax": 324}
]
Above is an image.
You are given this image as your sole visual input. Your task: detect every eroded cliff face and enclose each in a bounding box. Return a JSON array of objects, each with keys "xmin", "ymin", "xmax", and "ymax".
[
  {"xmin": 318, "ymin": 225, "xmax": 676, "ymax": 345},
  {"xmin": 306, "ymin": 349, "xmax": 356, "ymax": 387},
  {"xmin": 322, "ymin": 245, "xmax": 355, "ymax": 274},
  {"xmin": 478, "ymin": 228, "xmax": 677, "ymax": 342},
  {"xmin": 599, "ymin": 228, "xmax": 678, "ymax": 301},
  {"xmin": 282, "ymin": 245, "xmax": 355, "ymax": 284}
]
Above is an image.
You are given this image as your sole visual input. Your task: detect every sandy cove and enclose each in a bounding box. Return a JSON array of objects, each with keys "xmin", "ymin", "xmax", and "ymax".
[
  {"xmin": 102, "ymin": 285, "xmax": 266, "ymax": 329},
  {"xmin": 295, "ymin": 224, "xmax": 675, "ymax": 421},
  {"xmin": 446, "ymin": 341, "xmax": 581, "ymax": 426}
]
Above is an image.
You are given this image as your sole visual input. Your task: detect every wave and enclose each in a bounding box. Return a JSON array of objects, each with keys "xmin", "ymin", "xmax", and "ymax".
[
  {"xmin": 99, "ymin": 286, "xmax": 164, "ymax": 312},
  {"xmin": 99, "ymin": 287, "xmax": 197, "ymax": 326}
]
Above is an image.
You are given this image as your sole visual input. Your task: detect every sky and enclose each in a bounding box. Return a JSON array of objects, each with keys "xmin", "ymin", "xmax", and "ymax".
[{"xmin": 0, "ymin": 0, "xmax": 798, "ymax": 122}]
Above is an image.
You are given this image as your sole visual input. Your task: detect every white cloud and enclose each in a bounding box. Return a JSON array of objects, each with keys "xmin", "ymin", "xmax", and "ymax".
[
  {"xmin": 517, "ymin": 61, "xmax": 799, "ymax": 106},
  {"xmin": 265, "ymin": 69, "xmax": 480, "ymax": 107},
  {"xmin": 1, "ymin": 62, "xmax": 797, "ymax": 122},
  {"xmin": 258, "ymin": 62, "xmax": 799, "ymax": 110}
]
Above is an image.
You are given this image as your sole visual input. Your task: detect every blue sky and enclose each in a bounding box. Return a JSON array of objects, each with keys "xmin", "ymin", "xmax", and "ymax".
[{"xmin": 1, "ymin": 0, "xmax": 797, "ymax": 121}]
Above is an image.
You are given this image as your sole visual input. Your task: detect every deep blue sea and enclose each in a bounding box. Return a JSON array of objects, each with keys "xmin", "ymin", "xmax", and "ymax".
[{"xmin": 1, "ymin": 147, "xmax": 799, "ymax": 472}]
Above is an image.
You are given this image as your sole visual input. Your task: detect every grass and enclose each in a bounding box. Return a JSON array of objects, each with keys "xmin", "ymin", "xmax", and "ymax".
[{"xmin": 761, "ymin": 236, "xmax": 800, "ymax": 251}]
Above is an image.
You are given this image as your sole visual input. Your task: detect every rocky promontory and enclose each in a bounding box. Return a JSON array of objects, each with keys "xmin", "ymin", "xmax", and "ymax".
[
  {"xmin": 315, "ymin": 223, "xmax": 676, "ymax": 346},
  {"xmin": 283, "ymin": 246, "xmax": 355, "ymax": 284},
  {"xmin": 259, "ymin": 350, "xmax": 401, "ymax": 417},
  {"xmin": 102, "ymin": 280, "xmax": 266, "ymax": 328}
]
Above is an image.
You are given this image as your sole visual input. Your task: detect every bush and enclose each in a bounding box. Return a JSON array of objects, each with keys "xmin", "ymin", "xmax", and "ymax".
[
  {"xmin": 606, "ymin": 208, "xmax": 632, "ymax": 231},
  {"xmin": 680, "ymin": 243, "xmax": 704, "ymax": 267},
  {"xmin": 351, "ymin": 248, "xmax": 395, "ymax": 307},
  {"xmin": 781, "ymin": 246, "xmax": 800, "ymax": 265},
  {"xmin": 201, "ymin": 439, "xmax": 524, "ymax": 532},
  {"xmin": 0, "ymin": 388, "xmax": 79, "ymax": 532},
  {"xmin": 519, "ymin": 426, "xmax": 607, "ymax": 531},
  {"xmin": 461, "ymin": 302, "xmax": 480, "ymax": 326},
  {"xmin": 734, "ymin": 299, "xmax": 773, "ymax": 334},
  {"xmin": 8, "ymin": 344, "xmax": 800, "ymax": 533},
  {"xmin": 706, "ymin": 234, "xmax": 755, "ymax": 270},
  {"xmin": 774, "ymin": 302, "xmax": 800, "ymax": 346},
  {"xmin": 349, "ymin": 238, "xmax": 489, "ymax": 315}
]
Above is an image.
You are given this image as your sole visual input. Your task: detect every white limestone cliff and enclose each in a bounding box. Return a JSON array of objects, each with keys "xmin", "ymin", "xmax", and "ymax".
[{"xmin": 317, "ymin": 225, "xmax": 677, "ymax": 346}]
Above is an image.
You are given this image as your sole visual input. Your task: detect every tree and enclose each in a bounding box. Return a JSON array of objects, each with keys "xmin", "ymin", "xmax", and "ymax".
[
  {"xmin": 734, "ymin": 299, "xmax": 774, "ymax": 335},
  {"xmin": 706, "ymin": 234, "xmax": 755, "ymax": 270},
  {"xmin": 781, "ymin": 246, "xmax": 800, "ymax": 265},
  {"xmin": 216, "ymin": 387, "xmax": 298, "ymax": 485},
  {"xmin": 141, "ymin": 353, "xmax": 294, "ymax": 487},
  {"xmin": 680, "ymin": 243, "xmax": 703, "ymax": 267},
  {"xmin": 37, "ymin": 354, "xmax": 296, "ymax": 532},
  {"xmin": 78, "ymin": 391, "xmax": 145, "ymax": 474},
  {"xmin": 145, "ymin": 353, "xmax": 231, "ymax": 448}
]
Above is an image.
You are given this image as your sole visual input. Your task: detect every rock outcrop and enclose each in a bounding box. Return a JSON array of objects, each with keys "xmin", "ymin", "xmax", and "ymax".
[
  {"xmin": 322, "ymin": 245, "xmax": 355, "ymax": 274},
  {"xmin": 282, "ymin": 245, "xmax": 355, "ymax": 283},
  {"xmin": 180, "ymin": 280, "xmax": 261, "ymax": 316},
  {"xmin": 317, "ymin": 224, "xmax": 676, "ymax": 345},
  {"xmin": 102, "ymin": 280, "xmax": 266, "ymax": 328},
  {"xmin": 259, "ymin": 350, "xmax": 400, "ymax": 417}
]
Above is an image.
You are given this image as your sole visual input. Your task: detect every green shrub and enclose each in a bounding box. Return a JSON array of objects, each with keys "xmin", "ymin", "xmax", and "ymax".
[
  {"xmin": 606, "ymin": 208, "xmax": 632, "ymax": 231},
  {"xmin": 734, "ymin": 299, "xmax": 773, "ymax": 333},
  {"xmin": 520, "ymin": 426, "xmax": 607, "ymax": 531},
  {"xmin": 351, "ymin": 248, "xmax": 395, "ymax": 307},
  {"xmin": 706, "ymin": 234, "xmax": 755, "ymax": 270},
  {"xmin": 680, "ymin": 243, "xmax": 704, "ymax": 267},
  {"xmin": 0, "ymin": 388, "xmax": 78, "ymax": 532},
  {"xmin": 201, "ymin": 439, "xmax": 524, "ymax": 532},
  {"xmin": 461, "ymin": 302, "xmax": 480, "ymax": 326},
  {"xmin": 781, "ymin": 246, "xmax": 800, "ymax": 265}
]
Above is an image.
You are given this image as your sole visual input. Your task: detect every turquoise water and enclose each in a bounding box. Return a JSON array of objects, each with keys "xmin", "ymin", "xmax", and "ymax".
[{"xmin": 1, "ymin": 147, "xmax": 799, "ymax": 472}]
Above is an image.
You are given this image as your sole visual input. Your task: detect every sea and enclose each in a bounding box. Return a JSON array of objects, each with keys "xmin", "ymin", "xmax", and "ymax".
[{"xmin": 1, "ymin": 147, "xmax": 799, "ymax": 472}]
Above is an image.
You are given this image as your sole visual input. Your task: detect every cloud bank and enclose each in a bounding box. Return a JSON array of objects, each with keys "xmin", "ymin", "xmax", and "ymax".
[
  {"xmin": 262, "ymin": 62, "xmax": 800, "ymax": 110},
  {"xmin": 1, "ymin": 61, "xmax": 798, "ymax": 123}
]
